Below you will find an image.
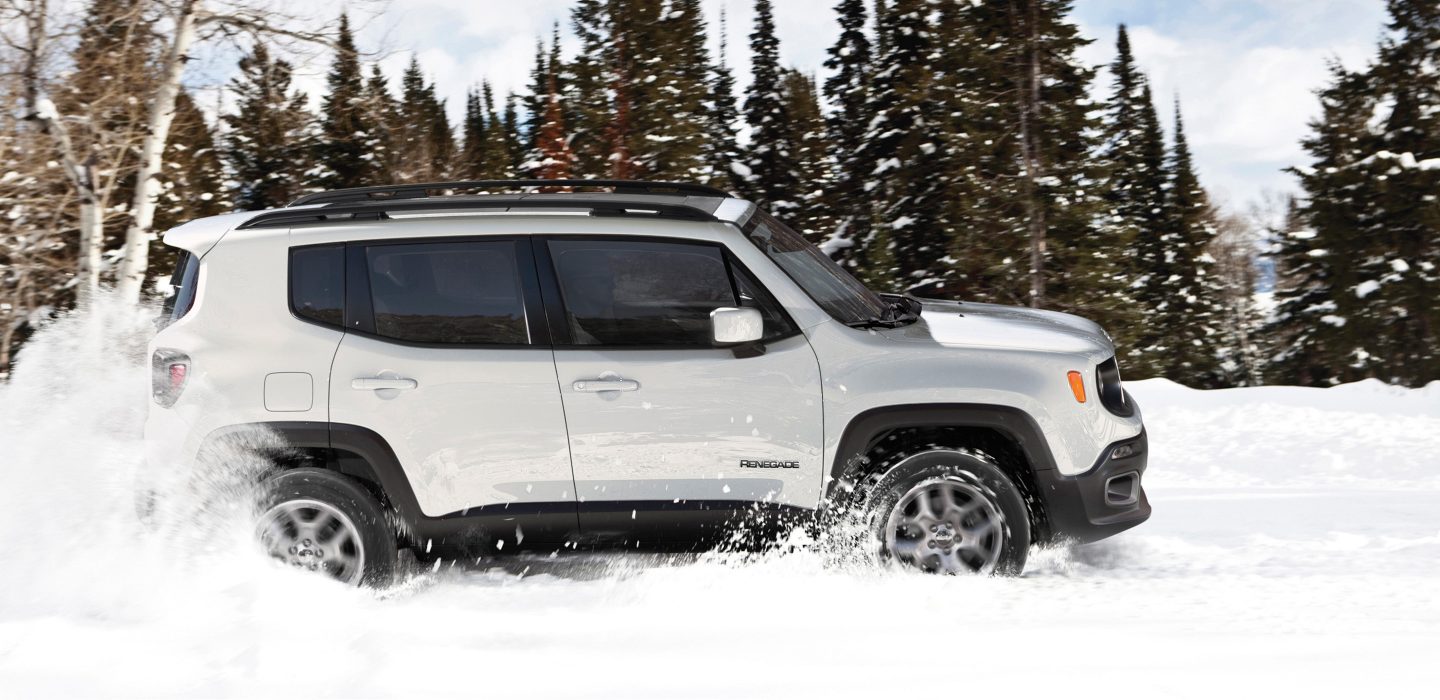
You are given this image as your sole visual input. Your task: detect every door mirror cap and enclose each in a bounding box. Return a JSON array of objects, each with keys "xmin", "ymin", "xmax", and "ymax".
[{"xmin": 711, "ymin": 307, "xmax": 764, "ymax": 345}]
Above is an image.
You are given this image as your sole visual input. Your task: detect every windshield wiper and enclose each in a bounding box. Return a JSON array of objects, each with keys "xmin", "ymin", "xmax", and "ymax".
[{"xmin": 846, "ymin": 296, "xmax": 921, "ymax": 329}]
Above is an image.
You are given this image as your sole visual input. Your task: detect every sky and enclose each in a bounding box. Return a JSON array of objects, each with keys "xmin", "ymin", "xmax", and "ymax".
[{"xmin": 280, "ymin": 0, "xmax": 1393, "ymax": 210}]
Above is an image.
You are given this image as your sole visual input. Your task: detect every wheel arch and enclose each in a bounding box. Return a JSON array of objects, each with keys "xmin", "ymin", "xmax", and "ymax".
[
  {"xmin": 828, "ymin": 404, "xmax": 1058, "ymax": 541},
  {"xmin": 196, "ymin": 421, "xmax": 425, "ymax": 531}
]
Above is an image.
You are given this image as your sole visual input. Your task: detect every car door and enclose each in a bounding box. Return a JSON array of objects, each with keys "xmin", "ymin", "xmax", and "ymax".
[
  {"xmin": 327, "ymin": 237, "xmax": 578, "ymax": 541},
  {"xmin": 536, "ymin": 236, "xmax": 824, "ymax": 541}
]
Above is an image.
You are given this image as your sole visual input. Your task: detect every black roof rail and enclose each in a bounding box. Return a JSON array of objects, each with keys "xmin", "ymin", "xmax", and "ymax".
[
  {"xmin": 236, "ymin": 195, "xmax": 719, "ymax": 230},
  {"xmin": 287, "ymin": 179, "xmax": 731, "ymax": 207}
]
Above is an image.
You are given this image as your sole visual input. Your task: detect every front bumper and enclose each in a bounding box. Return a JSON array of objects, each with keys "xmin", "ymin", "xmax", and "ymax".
[{"xmin": 1034, "ymin": 429, "xmax": 1150, "ymax": 544}]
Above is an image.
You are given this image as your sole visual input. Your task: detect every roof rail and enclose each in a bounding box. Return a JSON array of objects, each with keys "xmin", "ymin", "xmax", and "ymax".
[
  {"xmin": 236, "ymin": 195, "xmax": 719, "ymax": 230},
  {"xmin": 287, "ymin": 179, "xmax": 731, "ymax": 207}
]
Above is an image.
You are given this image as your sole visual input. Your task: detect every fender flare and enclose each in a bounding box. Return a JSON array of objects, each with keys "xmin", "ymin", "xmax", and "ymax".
[{"xmin": 828, "ymin": 403, "xmax": 1058, "ymax": 493}]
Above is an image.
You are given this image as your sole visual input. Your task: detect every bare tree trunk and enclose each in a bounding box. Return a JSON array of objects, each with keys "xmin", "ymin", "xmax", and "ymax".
[
  {"xmin": 1012, "ymin": 0, "xmax": 1047, "ymax": 308},
  {"xmin": 17, "ymin": 0, "xmax": 103, "ymax": 303},
  {"xmin": 116, "ymin": 0, "xmax": 202, "ymax": 302}
]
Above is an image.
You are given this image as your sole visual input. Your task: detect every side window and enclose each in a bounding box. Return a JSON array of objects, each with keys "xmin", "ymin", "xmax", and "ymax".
[
  {"xmin": 289, "ymin": 245, "xmax": 344, "ymax": 328},
  {"xmin": 548, "ymin": 239, "xmax": 793, "ymax": 347},
  {"xmin": 364, "ymin": 241, "xmax": 528, "ymax": 345}
]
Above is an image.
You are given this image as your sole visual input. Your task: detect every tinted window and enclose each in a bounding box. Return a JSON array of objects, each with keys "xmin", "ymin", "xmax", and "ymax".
[
  {"xmin": 550, "ymin": 239, "xmax": 791, "ymax": 347},
  {"xmin": 366, "ymin": 241, "xmax": 528, "ymax": 345},
  {"xmin": 290, "ymin": 245, "xmax": 344, "ymax": 327}
]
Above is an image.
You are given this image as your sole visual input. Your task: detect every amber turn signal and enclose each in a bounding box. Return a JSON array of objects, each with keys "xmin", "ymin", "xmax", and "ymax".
[{"xmin": 1067, "ymin": 370, "xmax": 1086, "ymax": 403}]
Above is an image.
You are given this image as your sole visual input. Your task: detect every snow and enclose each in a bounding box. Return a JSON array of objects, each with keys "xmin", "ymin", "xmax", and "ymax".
[
  {"xmin": 1, "ymin": 303, "xmax": 1438, "ymax": 697},
  {"xmin": 1355, "ymin": 279, "xmax": 1381, "ymax": 298}
]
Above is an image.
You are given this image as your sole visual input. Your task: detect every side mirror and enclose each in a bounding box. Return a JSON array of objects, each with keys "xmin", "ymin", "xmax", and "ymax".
[{"xmin": 711, "ymin": 307, "xmax": 764, "ymax": 346}]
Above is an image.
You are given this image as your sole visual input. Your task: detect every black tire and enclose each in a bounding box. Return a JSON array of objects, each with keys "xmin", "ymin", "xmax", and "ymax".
[
  {"xmin": 864, "ymin": 450, "xmax": 1029, "ymax": 576},
  {"xmin": 256, "ymin": 468, "xmax": 398, "ymax": 587}
]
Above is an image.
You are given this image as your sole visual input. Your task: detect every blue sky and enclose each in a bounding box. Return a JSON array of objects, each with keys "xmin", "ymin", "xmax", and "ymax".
[{"xmin": 302, "ymin": 0, "xmax": 1392, "ymax": 209}]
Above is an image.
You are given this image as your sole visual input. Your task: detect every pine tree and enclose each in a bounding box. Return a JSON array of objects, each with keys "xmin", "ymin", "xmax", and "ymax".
[
  {"xmin": 853, "ymin": 0, "xmax": 952, "ymax": 292},
  {"xmin": 1156, "ymin": 104, "xmax": 1226, "ymax": 385},
  {"xmin": 1095, "ymin": 25, "xmax": 1160, "ymax": 359},
  {"xmin": 1357, "ymin": 0, "xmax": 1440, "ymax": 383},
  {"xmin": 143, "ymin": 90, "xmax": 225, "ymax": 278},
  {"xmin": 955, "ymin": 0, "xmax": 1111, "ymax": 316},
  {"xmin": 821, "ymin": 0, "xmax": 872, "ymax": 261},
  {"xmin": 743, "ymin": 0, "xmax": 801, "ymax": 216},
  {"xmin": 363, "ymin": 64, "xmax": 400, "ymax": 182},
  {"xmin": 701, "ymin": 8, "xmax": 743, "ymax": 192},
  {"xmin": 645, "ymin": 0, "xmax": 711, "ymax": 181},
  {"xmin": 1269, "ymin": 64, "xmax": 1372, "ymax": 385},
  {"xmin": 534, "ymin": 70, "xmax": 575, "ymax": 182},
  {"xmin": 1272, "ymin": 0, "xmax": 1440, "ymax": 385},
  {"xmin": 566, "ymin": 0, "xmax": 613, "ymax": 178},
  {"xmin": 223, "ymin": 41, "xmax": 317, "ymax": 210},
  {"xmin": 778, "ymin": 69, "xmax": 835, "ymax": 243},
  {"xmin": 394, "ymin": 55, "xmax": 453, "ymax": 182},
  {"xmin": 315, "ymin": 13, "xmax": 381, "ymax": 189}
]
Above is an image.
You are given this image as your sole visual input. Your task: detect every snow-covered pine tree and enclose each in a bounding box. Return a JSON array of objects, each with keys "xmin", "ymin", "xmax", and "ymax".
[
  {"xmin": 821, "ymin": 0, "xmax": 872, "ymax": 264},
  {"xmin": 645, "ymin": 0, "xmax": 711, "ymax": 181},
  {"xmin": 742, "ymin": 0, "xmax": 802, "ymax": 217},
  {"xmin": 223, "ymin": 41, "xmax": 317, "ymax": 210},
  {"xmin": 459, "ymin": 87, "xmax": 486, "ymax": 177},
  {"xmin": 316, "ymin": 13, "xmax": 382, "ymax": 189},
  {"xmin": 1268, "ymin": 64, "xmax": 1372, "ymax": 385},
  {"xmin": 1273, "ymin": 0, "xmax": 1440, "ymax": 387},
  {"xmin": 503, "ymin": 94, "xmax": 526, "ymax": 175},
  {"xmin": 394, "ymin": 56, "xmax": 453, "ymax": 182},
  {"xmin": 957, "ymin": 0, "xmax": 1109, "ymax": 317},
  {"xmin": 1117, "ymin": 80, "xmax": 1178, "ymax": 378},
  {"xmin": 1093, "ymin": 25, "xmax": 1158, "ymax": 357},
  {"xmin": 1352, "ymin": 0, "xmax": 1440, "ymax": 384},
  {"xmin": 565, "ymin": 0, "xmax": 613, "ymax": 179},
  {"xmin": 1153, "ymin": 104, "xmax": 1227, "ymax": 386},
  {"xmin": 854, "ymin": 0, "xmax": 954, "ymax": 293},
  {"xmin": 362, "ymin": 64, "xmax": 400, "ymax": 183},
  {"xmin": 778, "ymin": 69, "xmax": 836, "ymax": 243},
  {"xmin": 701, "ymin": 8, "xmax": 743, "ymax": 193},
  {"xmin": 533, "ymin": 69, "xmax": 575, "ymax": 182},
  {"xmin": 151, "ymin": 90, "xmax": 225, "ymax": 276}
]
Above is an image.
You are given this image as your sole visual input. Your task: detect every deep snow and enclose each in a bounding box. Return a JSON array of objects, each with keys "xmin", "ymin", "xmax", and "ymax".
[{"xmin": 1, "ymin": 302, "xmax": 1438, "ymax": 699}]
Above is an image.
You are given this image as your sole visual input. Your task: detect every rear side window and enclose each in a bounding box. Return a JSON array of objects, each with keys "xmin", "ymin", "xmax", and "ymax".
[
  {"xmin": 289, "ymin": 245, "xmax": 345, "ymax": 328},
  {"xmin": 365, "ymin": 241, "xmax": 528, "ymax": 345}
]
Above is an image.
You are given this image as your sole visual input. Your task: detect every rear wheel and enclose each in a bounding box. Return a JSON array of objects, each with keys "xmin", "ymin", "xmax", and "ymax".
[
  {"xmin": 255, "ymin": 468, "xmax": 397, "ymax": 587},
  {"xmin": 865, "ymin": 450, "xmax": 1029, "ymax": 575}
]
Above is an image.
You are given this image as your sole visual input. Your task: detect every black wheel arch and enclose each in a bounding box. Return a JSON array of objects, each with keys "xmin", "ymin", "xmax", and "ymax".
[{"xmin": 827, "ymin": 403, "xmax": 1059, "ymax": 541}]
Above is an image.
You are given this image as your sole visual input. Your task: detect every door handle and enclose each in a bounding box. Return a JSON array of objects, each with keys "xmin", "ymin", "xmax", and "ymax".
[
  {"xmin": 352, "ymin": 377, "xmax": 418, "ymax": 391},
  {"xmin": 573, "ymin": 378, "xmax": 639, "ymax": 392}
]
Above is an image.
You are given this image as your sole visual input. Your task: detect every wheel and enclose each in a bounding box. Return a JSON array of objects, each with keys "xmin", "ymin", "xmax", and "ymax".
[
  {"xmin": 255, "ymin": 468, "xmax": 398, "ymax": 587},
  {"xmin": 865, "ymin": 450, "xmax": 1029, "ymax": 575}
]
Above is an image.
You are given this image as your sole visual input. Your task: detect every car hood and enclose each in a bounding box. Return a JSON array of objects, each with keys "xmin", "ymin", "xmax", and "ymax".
[{"xmin": 880, "ymin": 298, "xmax": 1114, "ymax": 357}]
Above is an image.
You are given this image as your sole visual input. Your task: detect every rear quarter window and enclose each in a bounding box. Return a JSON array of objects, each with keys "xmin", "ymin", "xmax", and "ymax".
[{"xmin": 289, "ymin": 245, "xmax": 345, "ymax": 328}]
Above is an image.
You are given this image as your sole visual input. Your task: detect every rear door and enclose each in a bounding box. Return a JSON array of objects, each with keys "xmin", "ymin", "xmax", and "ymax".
[
  {"xmin": 327, "ymin": 237, "xmax": 577, "ymax": 541},
  {"xmin": 536, "ymin": 236, "xmax": 824, "ymax": 541}
]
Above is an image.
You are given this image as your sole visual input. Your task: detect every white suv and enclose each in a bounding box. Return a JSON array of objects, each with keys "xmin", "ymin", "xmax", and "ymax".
[{"xmin": 145, "ymin": 180, "xmax": 1149, "ymax": 586}]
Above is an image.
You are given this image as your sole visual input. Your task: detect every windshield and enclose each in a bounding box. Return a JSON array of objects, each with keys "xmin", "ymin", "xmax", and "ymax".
[{"xmin": 742, "ymin": 210, "xmax": 890, "ymax": 325}]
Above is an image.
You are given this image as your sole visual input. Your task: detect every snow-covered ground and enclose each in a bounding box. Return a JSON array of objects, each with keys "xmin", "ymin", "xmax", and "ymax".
[{"xmin": 2, "ymin": 303, "xmax": 1438, "ymax": 698}]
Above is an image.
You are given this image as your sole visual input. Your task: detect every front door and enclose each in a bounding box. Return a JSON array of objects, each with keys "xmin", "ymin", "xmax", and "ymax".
[
  {"xmin": 537, "ymin": 237, "xmax": 823, "ymax": 541},
  {"xmin": 328, "ymin": 238, "xmax": 577, "ymax": 542}
]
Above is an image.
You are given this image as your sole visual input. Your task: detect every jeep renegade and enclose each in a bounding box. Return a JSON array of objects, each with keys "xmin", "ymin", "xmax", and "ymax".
[{"xmin": 145, "ymin": 180, "xmax": 1149, "ymax": 585}]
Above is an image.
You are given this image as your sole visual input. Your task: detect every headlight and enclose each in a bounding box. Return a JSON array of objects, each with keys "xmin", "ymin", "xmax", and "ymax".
[{"xmin": 1095, "ymin": 357, "xmax": 1133, "ymax": 417}]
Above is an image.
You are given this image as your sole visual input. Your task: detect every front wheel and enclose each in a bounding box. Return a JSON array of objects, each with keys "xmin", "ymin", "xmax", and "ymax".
[
  {"xmin": 865, "ymin": 450, "xmax": 1029, "ymax": 575},
  {"xmin": 255, "ymin": 468, "xmax": 398, "ymax": 587}
]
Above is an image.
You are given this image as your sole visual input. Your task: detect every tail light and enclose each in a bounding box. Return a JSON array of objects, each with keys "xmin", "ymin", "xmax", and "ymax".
[{"xmin": 152, "ymin": 349, "xmax": 191, "ymax": 408}]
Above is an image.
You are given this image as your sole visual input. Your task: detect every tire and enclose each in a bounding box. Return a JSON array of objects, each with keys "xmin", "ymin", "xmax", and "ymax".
[
  {"xmin": 255, "ymin": 468, "xmax": 398, "ymax": 587},
  {"xmin": 864, "ymin": 450, "xmax": 1029, "ymax": 576}
]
